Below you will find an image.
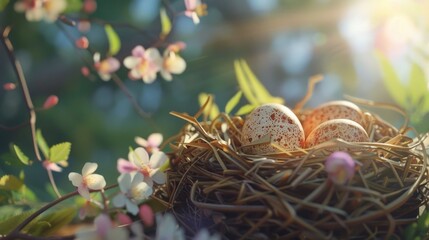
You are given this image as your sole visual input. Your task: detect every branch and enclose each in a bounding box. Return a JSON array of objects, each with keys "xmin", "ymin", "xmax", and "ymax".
[
  {"xmin": 4, "ymin": 184, "xmax": 118, "ymax": 240},
  {"xmin": 1, "ymin": 26, "xmax": 42, "ymax": 162}
]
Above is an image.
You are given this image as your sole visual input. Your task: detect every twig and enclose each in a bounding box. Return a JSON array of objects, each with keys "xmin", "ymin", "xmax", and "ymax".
[
  {"xmin": 4, "ymin": 184, "xmax": 118, "ymax": 240},
  {"xmin": 46, "ymin": 169, "xmax": 62, "ymax": 199},
  {"xmin": 1, "ymin": 26, "xmax": 41, "ymax": 162}
]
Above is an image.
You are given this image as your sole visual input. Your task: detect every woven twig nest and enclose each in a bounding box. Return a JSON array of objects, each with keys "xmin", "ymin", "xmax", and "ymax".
[{"xmin": 163, "ymin": 102, "xmax": 429, "ymax": 239}]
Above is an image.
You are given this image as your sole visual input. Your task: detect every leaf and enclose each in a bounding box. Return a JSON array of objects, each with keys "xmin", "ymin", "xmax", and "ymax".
[
  {"xmin": 240, "ymin": 59, "xmax": 284, "ymax": 104},
  {"xmin": 234, "ymin": 59, "xmax": 284, "ymax": 107},
  {"xmin": 376, "ymin": 52, "xmax": 407, "ymax": 107},
  {"xmin": 0, "ymin": 0, "xmax": 9, "ymax": 12},
  {"xmin": 0, "ymin": 175, "xmax": 23, "ymax": 191},
  {"xmin": 49, "ymin": 142, "xmax": 71, "ymax": 163},
  {"xmin": 198, "ymin": 93, "xmax": 220, "ymax": 120},
  {"xmin": 11, "ymin": 144, "xmax": 31, "ymax": 166},
  {"xmin": 225, "ymin": 91, "xmax": 242, "ymax": 114},
  {"xmin": 0, "ymin": 209, "xmax": 35, "ymax": 234},
  {"xmin": 0, "ymin": 205, "xmax": 25, "ymax": 222},
  {"xmin": 64, "ymin": 0, "xmax": 82, "ymax": 13},
  {"xmin": 235, "ymin": 104, "xmax": 256, "ymax": 116},
  {"xmin": 25, "ymin": 207, "xmax": 76, "ymax": 236},
  {"xmin": 13, "ymin": 185, "xmax": 38, "ymax": 203},
  {"xmin": 105, "ymin": 24, "xmax": 121, "ymax": 56},
  {"xmin": 36, "ymin": 129, "xmax": 50, "ymax": 159},
  {"xmin": 160, "ymin": 8, "xmax": 172, "ymax": 38}
]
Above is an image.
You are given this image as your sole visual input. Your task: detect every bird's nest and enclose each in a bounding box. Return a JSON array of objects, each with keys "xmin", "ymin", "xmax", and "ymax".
[{"xmin": 161, "ymin": 101, "xmax": 429, "ymax": 239}]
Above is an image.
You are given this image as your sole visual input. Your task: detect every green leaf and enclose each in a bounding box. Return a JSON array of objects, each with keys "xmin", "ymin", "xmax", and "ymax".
[
  {"xmin": 49, "ymin": 142, "xmax": 71, "ymax": 163},
  {"xmin": 376, "ymin": 52, "xmax": 407, "ymax": 107},
  {"xmin": 235, "ymin": 104, "xmax": 256, "ymax": 116},
  {"xmin": 13, "ymin": 185, "xmax": 38, "ymax": 203},
  {"xmin": 235, "ymin": 60, "xmax": 259, "ymax": 106},
  {"xmin": 25, "ymin": 207, "xmax": 76, "ymax": 236},
  {"xmin": 0, "ymin": 0, "xmax": 9, "ymax": 12},
  {"xmin": 105, "ymin": 24, "xmax": 121, "ymax": 56},
  {"xmin": 0, "ymin": 209, "xmax": 35, "ymax": 234},
  {"xmin": 225, "ymin": 91, "xmax": 242, "ymax": 114},
  {"xmin": 64, "ymin": 0, "xmax": 83, "ymax": 13},
  {"xmin": 198, "ymin": 93, "xmax": 220, "ymax": 120},
  {"xmin": 240, "ymin": 59, "xmax": 284, "ymax": 104},
  {"xmin": 0, "ymin": 205, "xmax": 25, "ymax": 222},
  {"xmin": 409, "ymin": 63, "xmax": 427, "ymax": 105},
  {"xmin": 0, "ymin": 175, "xmax": 23, "ymax": 191},
  {"xmin": 403, "ymin": 222, "xmax": 417, "ymax": 240},
  {"xmin": 160, "ymin": 8, "xmax": 172, "ymax": 38},
  {"xmin": 11, "ymin": 144, "xmax": 31, "ymax": 166},
  {"xmin": 36, "ymin": 129, "xmax": 50, "ymax": 159}
]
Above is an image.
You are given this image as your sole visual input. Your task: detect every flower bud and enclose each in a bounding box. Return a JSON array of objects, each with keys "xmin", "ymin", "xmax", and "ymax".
[
  {"xmin": 75, "ymin": 36, "xmax": 89, "ymax": 49},
  {"xmin": 325, "ymin": 151, "xmax": 356, "ymax": 185},
  {"xmin": 3, "ymin": 83, "xmax": 16, "ymax": 91},
  {"xmin": 43, "ymin": 95, "xmax": 59, "ymax": 110}
]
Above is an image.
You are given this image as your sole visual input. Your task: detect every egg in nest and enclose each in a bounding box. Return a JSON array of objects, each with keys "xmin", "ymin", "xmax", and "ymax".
[{"xmin": 241, "ymin": 103, "xmax": 304, "ymax": 154}]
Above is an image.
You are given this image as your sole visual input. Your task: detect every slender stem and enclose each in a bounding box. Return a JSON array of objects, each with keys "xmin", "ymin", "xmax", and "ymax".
[
  {"xmin": 2, "ymin": 233, "xmax": 75, "ymax": 240},
  {"xmin": 46, "ymin": 169, "xmax": 62, "ymax": 198},
  {"xmin": 5, "ymin": 184, "xmax": 118, "ymax": 239},
  {"xmin": 1, "ymin": 26, "xmax": 41, "ymax": 162}
]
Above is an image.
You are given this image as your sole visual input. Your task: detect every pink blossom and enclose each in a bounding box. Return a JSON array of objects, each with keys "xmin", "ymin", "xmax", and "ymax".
[
  {"xmin": 75, "ymin": 214, "xmax": 127, "ymax": 240},
  {"xmin": 160, "ymin": 43, "xmax": 187, "ymax": 81},
  {"xmin": 3, "ymin": 83, "xmax": 16, "ymax": 91},
  {"xmin": 184, "ymin": 0, "xmax": 208, "ymax": 24},
  {"xmin": 123, "ymin": 46, "xmax": 162, "ymax": 84},
  {"xmin": 76, "ymin": 37, "xmax": 89, "ymax": 49},
  {"xmin": 93, "ymin": 52, "xmax": 120, "ymax": 81},
  {"xmin": 43, "ymin": 160, "xmax": 62, "ymax": 172},
  {"xmin": 139, "ymin": 204, "xmax": 154, "ymax": 227},
  {"xmin": 117, "ymin": 147, "xmax": 168, "ymax": 186},
  {"xmin": 135, "ymin": 133, "xmax": 163, "ymax": 153},
  {"xmin": 68, "ymin": 162, "xmax": 106, "ymax": 200},
  {"xmin": 14, "ymin": 0, "xmax": 67, "ymax": 22},
  {"xmin": 325, "ymin": 151, "xmax": 356, "ymax": 185}
]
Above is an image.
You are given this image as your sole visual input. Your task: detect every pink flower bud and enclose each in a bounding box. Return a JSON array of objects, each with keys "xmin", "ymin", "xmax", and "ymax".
[
  {"xmin": 325, "ymin": 151, "xmax": 356, "ymax": 185},
  {"xmin": 83, "ymin": 0, "xmax": 97, "ymax": 14},
  {"xmin": 75, "ymin": 37, "xmax": 89, "ymax": 49},
  {"xmin": 43, "ymin": 95, "xmax": 59, "ymax": 110},
  {"xmin": 3, "ymin": 83, "xmax": 16, "ymax": 91},
  {"xmin": 139, "ymin": 204, "xmax": 154, "ymax": 227},
  {"xmin": 116, "ymin": 213, "xmax": 132, "ymax": 225},
  {"xmin": 81, "ymin": 66, "xmax": 90, "ymax": 77}
]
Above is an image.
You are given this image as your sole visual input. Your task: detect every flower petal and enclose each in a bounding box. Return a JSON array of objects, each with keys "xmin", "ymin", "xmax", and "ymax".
[
  {"xmin": 135, "ymin": 136, "xmax": 148, "ymax": 148},
  {"xmin": 167, "ymin": 55, "xmax": 186, "ymax": 74},
  {"xmin": 118, "ymin": 173, "xmax": 132, "ymax": 192},
  {"xmin": 150, "ymin": 151, "xmax": 168, "ymax": 169},
  {"xmin": 145, "ymin": 48, "xmax": 162, "ymax": 62},
  {"xmin": 126, "ymin": 199, "xmax": 139, "ymax": 215},
  {"xmin": 160, "ymin": 69, "xmax": 173, "ymax": 81},
  {"xmin": 123, "ymin": 56, "xmax": 140, "ymax": 69},
  {"xmin": 68, "ymin": 172, "xmax": 83, "ymax": 187},
  {"xmin": 94, "ymin": 214, "xmax": 112, "ymax": 237},
  {"xmin": 106, "ymin": 57, "xmax": 120, "ymax": 72},
  {"xmin": 82, "ymin": 162, "xmax": 98, "ymax": 176},
  {"xmin": 132, "ymin": 182, "xmax": 153, "ymax": 201},
  {"xmin": 132, "ymin": 45, "xmax": 146, "ymax": 58},
  {"xmin": 78, "ymin": 184, "xmax": 91, "ymax": 200},
  {"xmin": 131, "ymin": 173, "xmax": 144, "ymax": 185},
  {"xmin": 117, "ymin": 158, "xmax": 138, "ymax": 174},
  {"xmin": 151, "ymin": 170, "xmax": 167, "ymax": 185},
  {"xmin": 85, "ymin": 174, "xmax": 106, "ymax": 190},
  {"xmin": 129, "ymin": 148, "xmax": 150, "ymax": 168},
  {"xmin": 148, "ymin": 133, "xmax": 163, "ymax": 148},
  {"xmin": 112, "ymin": 194, "xmax": 126, "ymax": 208}
]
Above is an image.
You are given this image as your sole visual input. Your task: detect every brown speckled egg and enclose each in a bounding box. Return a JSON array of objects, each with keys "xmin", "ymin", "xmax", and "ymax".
[
  {"xmin": 241, "ymin": 103, "xmax": 304, "ymax": 154},
  {"xmin": 305, "ymin": 119, "xmax": 369, "ymax": 148},
  {"xmin": 303, "ymin": 101, "xmax": 364, "ymax": 137}
]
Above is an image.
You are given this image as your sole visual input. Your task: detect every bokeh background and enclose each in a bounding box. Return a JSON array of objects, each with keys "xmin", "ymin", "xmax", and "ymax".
[{"xmin": 1, "ymin": 0, "xmax": 429, "ymax": 199}]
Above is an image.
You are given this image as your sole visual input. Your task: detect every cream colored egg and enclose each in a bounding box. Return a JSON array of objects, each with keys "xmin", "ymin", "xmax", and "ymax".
[
  {"xmin": 305, "ymin": 119, "xmax": 369, "ymax": 148},
  {"xmin": 303, "ymin": 101, "xmax": 364, "ymax": 137},
  {"xmin": 241, "ymin": 103, "xmax": 304, "ymax": 154}
]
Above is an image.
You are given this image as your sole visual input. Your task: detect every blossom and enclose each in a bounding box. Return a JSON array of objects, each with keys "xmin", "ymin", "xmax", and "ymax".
[
  {"xmin": 325, "ymin": 151, "xmax": 356, "ymax": 185},
  {"xmin": 117, "ymin": 147, "xmax": 168, "ymax": 186},
  {"xmin": 68, "ymin": 162, "xmax": 106, "ymax": 200},
  {"xmin": 14, "ymin": 0, "xmax": 66, "ymax": 22},
  {"xmin": 193, "ymin": 229, "xmax": 221, "ymax": 240},
  {"xmin": 160, "ymin": 42, "xmax": 187, "ymax": 81},
  {"xmin": 184, "ymin": 0, "xmax": 208, "ymax": 24},
  {"xmin": 93, "ymin": 52, "xmax": 120, "ymax": 81},
  {"xmin": 3, "ymin": 83, "xmax": 16, "ymax": 91},
  {"xmin": 123, "ymin": 46, "xmax": 162, "ymax": 84},
  {"xmin": 75, "ymin": 214, "xmax": 128, "ymax": 240},
  {"xmin": 112, "ymin": 173, "xmax": 153, "ymax": 215},
  {"xmin": 155, "ymin": 213, "xmax": 185, "ymax": 240},
  {"xmin": 43, "ymin": 160, "xmax": 63, "ymax": 172},
  {"xmin": 135, "ymin": 133, "xmax": 163, "ymax": 153},
  {"xmin": 42, "ymin": 95, "xmax": 59, "ymax": 110},
  {"xmin": 78, "ymin": 200, "xmax": 98, "ymax": 220},
  {"xmin": 139, "ymin": 204, "xmax": 154, "ymax": 227}
]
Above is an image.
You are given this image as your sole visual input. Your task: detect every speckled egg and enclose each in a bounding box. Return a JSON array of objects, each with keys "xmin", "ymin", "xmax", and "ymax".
[
  {"xmin": 305, "ymin": 119, "xmax": 369, "ymax": 148},
  {"xmin": 302, "ymin": 101, "xmax": 364, "ymax": 137},
  {"xmin": 241, "ymin": 103, "xmax": 304, "ymax": 154}
]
